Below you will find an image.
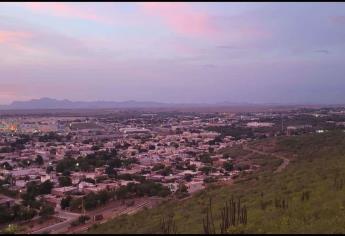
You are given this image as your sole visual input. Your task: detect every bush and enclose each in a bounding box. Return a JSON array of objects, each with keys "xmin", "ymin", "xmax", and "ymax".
[{"xmin": 39, "ymin": 204, "xmax": 54, "ymax": 217}]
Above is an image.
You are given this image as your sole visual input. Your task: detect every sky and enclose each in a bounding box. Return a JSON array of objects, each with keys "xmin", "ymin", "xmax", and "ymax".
[{"xmin": 1, "ymin": 2, "xmax": 345, "ymax": 105}]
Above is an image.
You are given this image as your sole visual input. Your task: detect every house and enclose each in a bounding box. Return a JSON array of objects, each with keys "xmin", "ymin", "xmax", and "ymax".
[
  {"xmin": 186, "ymin": 181, "xmax": 204, "ymax": 193},
  {"xmin": 41, "ymin": 194, "xmax": 60, "ymax": 208},
  {"xmin": 0, "ymin": 194, "xmax": 15, "ymax": 208},
  {"xmin": 52, "ymin": 186, "xmax": 78, "ymax": 197}
]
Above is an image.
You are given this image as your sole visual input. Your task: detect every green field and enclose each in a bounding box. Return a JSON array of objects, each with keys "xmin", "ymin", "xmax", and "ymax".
[{"xmin": 88, "ymin": 131, "xmax": 345, "ymax": 234}]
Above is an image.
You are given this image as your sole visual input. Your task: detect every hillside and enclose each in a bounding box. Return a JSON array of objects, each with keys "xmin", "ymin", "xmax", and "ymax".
[{"xmin": 88, "ymin": 131, "xmax": 345, "ymax": 234}]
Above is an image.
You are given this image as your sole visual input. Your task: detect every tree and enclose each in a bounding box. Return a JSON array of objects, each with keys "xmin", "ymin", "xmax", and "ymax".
[
  {"xmin": 39, "ymin": 180, "xmax": 54, "ymax": 195},
  {"xmin": 1, "ymin": 161, "xmax": 13, "ymax": 170},
  {"xmin": 184, "ymin": 174, "xmax": 193, "ymax": 182},
  {"xmin": 175, "ymin": 183, "xmax": 189, "ymax": 199},
  {"xmin": 92, "ymin": 145, "xmax": 100, "ymax": 151},
  {"xmin": 204, "ymin": 176, "xmax": 217, "ymax": 183},
  {"xmin": 105, "ymin": 166, "xmax": 117, "ymax": 178},
  {"xmin": 214, "ymin": 136, "xmax": 222, "ymax": 143},
  {"xmin": 84, "ymin": 193, "xmax": 98, "ymax": 210},
  {"xmin": 22, "ymin": 182, "xmax": 40, "ymax": 207},
  {"xmin": 97, "ymin": 190, "xmax": 110, "ymax": 205},
  {"xmin": 35, "ymin": 155, "xmax": 44, "ymax": 166},
  {"xmin": 58, "ymin": 176, "xmax": 72, "ymax": 187},
  {"xmin": 56, "ymin": 157, "xmax": 76, "ymax": 173},
  {"xmin": 39, "ymin": 204, "xmax": 54, "ymax": 217},
  {"xmin": 78, "ymin": 215, "xmax": 90, "ymax": 224},
  {"xmin": 69, "ymin": 198, "xmax": 82, "ymax": 211},
  {"xmin": 186, "ymin": 164, "xmax": 197, "ymax": 171},
  {"xmin": 152, "ymin": 163, "xmax": 165, "ymax": 171},
  {"xmin": 200, "ymin": 153, "xmax": 212, "ymax": 164},
  {"xmin": 0, "ymin": 206, "xmax": 12, "ymax": 224},
  {"xmin": 223, "ymin": 161, "xmax": 234, "ymax": 172},
  {"xmin": 60, "ymin": 196, "xmax": 72, "ymax": 210},
  {"xmin": 159, "ymin": 166, "xmax": 173, "ymax": 176},
  {"xmin": 222, "ymin": 153, "xmax": 230, "ymax": 159},
  {"xmin": 171, "ymin": 142, "xmax": 179, "ymax": 148},
  {"xmin": 46, "ymin": 165, "xmax": 54, "ymax": 174},
  {"xmin": 235, "ymin": 164, "xmax": 250, "ymax": 171},
  {"xmin": 199, "ymin": 166, "xmax": 213, "ymax": 175},
  {"xmin": 84, "ymin": 178, "xmax": 96, "ymax": 184}
]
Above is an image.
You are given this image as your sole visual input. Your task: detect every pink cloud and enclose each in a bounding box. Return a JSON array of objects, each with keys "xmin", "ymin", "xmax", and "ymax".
[
  {"xmin": 22, "ymin": 2, "xmax": 108, "ymax": 23},
  {"xmin": 0, "ymin": 84, "xmax": 31, "ymax": 104},
  {"xmin": 139, "ymin": 2, "xmax": 218, "ymax": 38},
  {"xmin": 0, "ymin": 30, "xmax": 32, "ymax": 44}
]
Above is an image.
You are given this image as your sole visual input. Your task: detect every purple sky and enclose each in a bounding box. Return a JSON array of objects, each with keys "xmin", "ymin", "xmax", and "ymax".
[{"xmin": 1, "ymin": 2, "xmax": 345, "ymax": 105}]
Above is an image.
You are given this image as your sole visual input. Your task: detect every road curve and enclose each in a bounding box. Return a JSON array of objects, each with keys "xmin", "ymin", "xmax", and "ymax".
[{"xmin": 242, "ymin": 145, "xmax": 290, "ymax": 173}]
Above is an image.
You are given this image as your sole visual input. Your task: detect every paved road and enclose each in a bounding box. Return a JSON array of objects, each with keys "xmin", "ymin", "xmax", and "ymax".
[
  {"xmin": 30, "ymin": 211, "xmax": 81, "ymax": 234},
  {"xmin": 242, "ymin": 145, "xmax": 290, "ymax": 173},
  {"xmin": 69, "ymin": 197, "xmax": 158, "ymax": 234}
]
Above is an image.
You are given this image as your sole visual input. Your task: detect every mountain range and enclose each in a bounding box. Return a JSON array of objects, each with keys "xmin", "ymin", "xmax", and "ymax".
[{"xmin": 0, "ymin": 97, "xmax": 333, "ymax": 110}]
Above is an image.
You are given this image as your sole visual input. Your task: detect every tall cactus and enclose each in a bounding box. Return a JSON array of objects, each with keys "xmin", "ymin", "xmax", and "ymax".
[
  {"xmin": 219, "ymin": 196, "xmax": 248, "ymax": 234},
  {"xmin": 160, "ymin": 213, "xmax": 177, "ymax": 234},
  {"xmin": 203, "ymin": 197, "xmax": 216, "ymax": 234}
]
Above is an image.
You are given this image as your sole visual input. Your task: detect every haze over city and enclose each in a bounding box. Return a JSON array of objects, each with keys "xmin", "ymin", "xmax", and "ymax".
[{"xmin": 1, "ymin": 2, "xmax": 345, "ymax": 105}]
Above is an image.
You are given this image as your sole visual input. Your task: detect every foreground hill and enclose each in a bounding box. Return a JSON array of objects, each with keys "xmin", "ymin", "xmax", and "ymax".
[{"xmin": 88, "ymin": 131, "xmax": 345, "ymax": 234}]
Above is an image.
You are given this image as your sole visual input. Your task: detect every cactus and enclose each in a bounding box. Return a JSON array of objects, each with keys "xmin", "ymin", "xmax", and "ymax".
[
  {"xmin": 160, "ymin": 213, "xmax": 177, "ymax": 234},
  {"xmin": 334, "ymin": 174, "xmax": 344, "ymax": 191},
  {"xmin": 275, "ymin": 196, "xmax": 289, "ymax": 209},
  {"xmin": 301, "ymin": 191, "xmax": 310, "ymax": 202},
  {"xmin": 219, "ymin": 196, "xmax": 247, "ymax": 234},
  {"xmin": 202, "ymin": 196, "xmax": 248, "ymax": 234},
  {"xmin": 203, "ymin": 197, "xmax": 216, "ymax": 234}
]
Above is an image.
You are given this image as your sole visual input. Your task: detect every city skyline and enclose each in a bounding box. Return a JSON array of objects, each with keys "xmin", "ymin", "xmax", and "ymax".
[{"xmin": 1, "ymin": 2, "xmax": 345, "ymax": 104}]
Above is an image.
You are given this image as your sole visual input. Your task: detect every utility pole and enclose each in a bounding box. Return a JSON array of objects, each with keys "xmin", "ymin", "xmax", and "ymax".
[
  {"xmin": 281, "ymin": 114, "xmax": 284, "ymax": 134},
  {"xmin": 82, "ymin": 198, "xmax": 86, "ymax": 216}
]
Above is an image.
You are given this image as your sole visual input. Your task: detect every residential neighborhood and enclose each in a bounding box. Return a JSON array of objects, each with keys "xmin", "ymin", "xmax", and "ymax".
[{"xmin": 1, "ymin": 107, "xmax": 345, "ymax": 233}]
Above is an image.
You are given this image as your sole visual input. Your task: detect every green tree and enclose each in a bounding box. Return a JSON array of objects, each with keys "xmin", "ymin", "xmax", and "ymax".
[
  {"xmin": 159, "ymin": 166, "xmax": 173, "ymax": 176},
  {"xmin": 58, "ymin": 176, "xmax": 72, "ymax": 187},
  {"xmin": 223, "ymin": 161, "xmax": 234, "ymax": 172},
  {"xmin": 60, "ymin": 196, "xmax": 72, "ymax": 210},
  {"xmin": 39, "ymin": 180, "xmax": 54, "ymax": 194},
  {"xmin": 39, "ymin": 204, "xmax": 54, "ymax": 217},
  {"xmin": 199, "ymin": 166, "xmax": 213, "ymax": 175},
  {"xmin": 46, "ymin": 165, "xmax": 54, "ymax": 174},
  {"xmin": 35, "ymin": 155, "xmax": 44, "ymax": 166},
  {"xmin": 200, "ymin": 153, "xmax": 212, "ymax": 164},
  {"xmin": 56, "ymin": 157, "xmax": 76, "ymax": 173},
  {"xmin": 152, "ymin": 163, "xmax": 165, "ymax": 171}
]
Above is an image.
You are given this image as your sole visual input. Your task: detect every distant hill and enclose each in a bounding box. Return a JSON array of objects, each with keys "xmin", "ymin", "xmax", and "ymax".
[
  {"xmin": 0, "ymin": 98, "xmax": 176, "ymax": 110},
  {"xmin": 0, "ymin": 97, "xmax": 332, "ymax": 111}
]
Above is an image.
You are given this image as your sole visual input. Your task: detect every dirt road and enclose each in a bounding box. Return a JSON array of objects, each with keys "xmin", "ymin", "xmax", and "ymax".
[{"xmin": 242, "ymin": 145, "xmax": 290, "ymax": 173}]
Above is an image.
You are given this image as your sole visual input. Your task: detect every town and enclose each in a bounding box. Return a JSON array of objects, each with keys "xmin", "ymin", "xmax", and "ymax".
[{"xmin": 1, "ymin": 106, "xmax": 345, "ymax": 233}]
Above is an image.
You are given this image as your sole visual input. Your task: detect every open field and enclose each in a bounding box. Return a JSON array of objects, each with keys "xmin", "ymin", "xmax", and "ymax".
[{"xmin": 88, "ymin": 131, "xmax": 345, "ymax": 234}]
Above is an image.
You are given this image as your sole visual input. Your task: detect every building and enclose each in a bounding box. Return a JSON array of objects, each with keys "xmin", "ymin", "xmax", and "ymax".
[
  {"xmin": 119, "ymin": 127, "xmax": 150, "ymax": 134},
  {"xmin": 0, "ymin": 194, "xmax": 15, "ymax": 208},
  {"xmin": 51, "ymin": 186, "xmax": 78, "ymax": 197},
  {"xmin": 246, "ymin": 122, "xmax": 274, "ymax": 128}
]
